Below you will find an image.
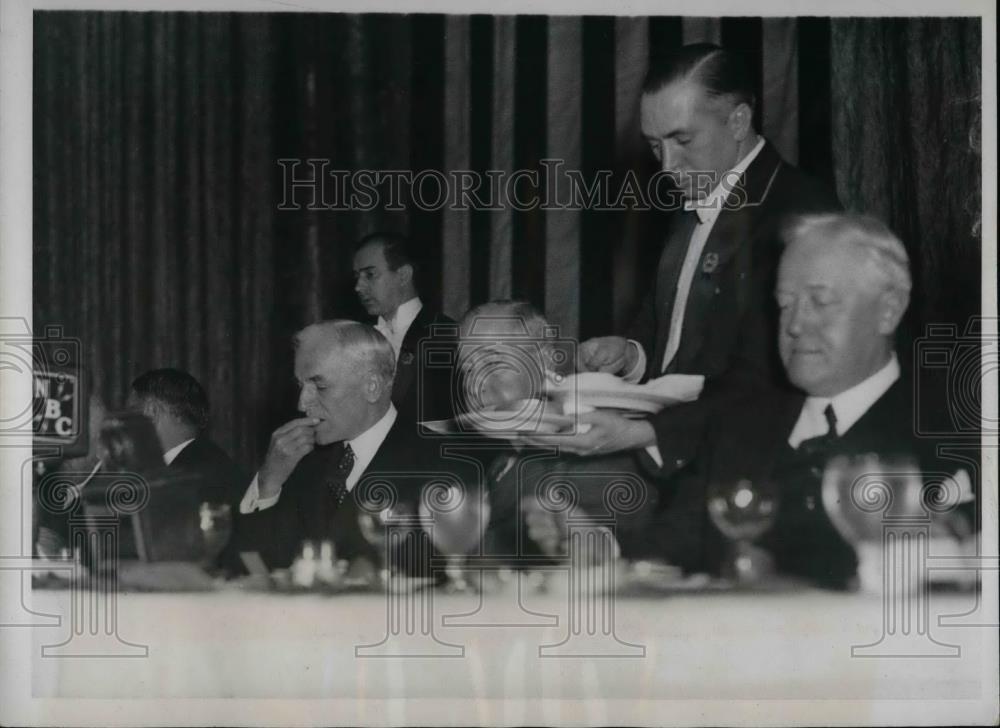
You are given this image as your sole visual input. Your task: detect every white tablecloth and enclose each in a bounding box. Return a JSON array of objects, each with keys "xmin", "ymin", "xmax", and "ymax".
[{"xmin": 26, "ymin": 573, "xmax": 993, "ymax": 711}]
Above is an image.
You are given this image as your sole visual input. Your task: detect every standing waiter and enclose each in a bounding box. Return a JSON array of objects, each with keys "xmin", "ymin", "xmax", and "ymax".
[{"xmin": 525, "ymin": 44, "xmax": 840, "ymax": 480}]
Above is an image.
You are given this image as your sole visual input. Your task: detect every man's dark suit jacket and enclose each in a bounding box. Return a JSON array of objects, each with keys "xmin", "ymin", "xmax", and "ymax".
[
  {"xmin": 242, "ymin": 414, "xmax": 479, "ymax": 572},
  {"xmin": 168, "ymin": 436, "xmax": 245, "ymax": 505},
  {"xmin": 388, "ymin": 305, "xmax": 457, "ymax": 425},
  {"xmin": 168, "ymin": 436, "xmax": 247, "ymax": 574},
  {"xmin": 628, "ymin": 141, "xmax": 840, "ymax": 478},
  {"xmin": 481, "ymin": 446, "xmax": 659, "ymax": 564},
  {"xmin": 653, "ymin": 376, "xmax": 978, "ymax": 588}
]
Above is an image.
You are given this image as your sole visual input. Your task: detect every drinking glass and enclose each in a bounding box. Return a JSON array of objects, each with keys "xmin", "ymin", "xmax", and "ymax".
[
  {"xmin": 358, "ymin": 501, "xmax": 423, "ymax": 586},
  {"xmin": 821, "ymin": 453, "xmax": 927, "ymax": 594},
  {"xmin": 419, "ymin": 483, "xmax": 490, "ymax": 592},
  {"xmin": 706, "ymin": 478, "xmax": 779, "ymax": 584},
  {"xmin": 198, "ymin": 502, "xmax": 232, "ymax": 572}
]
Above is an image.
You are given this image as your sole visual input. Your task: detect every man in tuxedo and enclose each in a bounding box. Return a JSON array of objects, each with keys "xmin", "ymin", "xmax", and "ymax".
[
  {"xmin": 655, "ymin": 213, "xmax": 976, "ymax": 588},
  {"xmin": 239, "ymin": 320, "xmax": 476, "ymax": 571},
  {"xmin": 551, "ymin": 44, "xmax": 839, "ymax": 480},
  {"xmin": 353, "ymin": 232, "xmax": 456, "ymax": 424},
  {"xmin": 129, "ymin": 368, "xmax": 244, "ymax": 506}
]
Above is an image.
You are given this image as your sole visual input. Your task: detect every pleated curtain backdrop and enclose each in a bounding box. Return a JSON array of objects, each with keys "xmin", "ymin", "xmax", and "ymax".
[
  {"xmin": 33, "ymin": 12, "xmax": 982, "ymax": 469},
  {"xmin": 34, "ymin": 13, "xmax": 278, "ymax": 470},
  {"xmin": 830, "ymin": 17, "xmax": 982, "ymax": 342}
]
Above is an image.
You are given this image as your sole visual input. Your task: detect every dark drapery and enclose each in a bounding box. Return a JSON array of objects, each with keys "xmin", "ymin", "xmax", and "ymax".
[
  {"xmin": 830, "ymin": 18, "xmax": 982, "ymax": 347},
  {"xmin": 34, "ymin": 12, "xmax": 279, "ymax": 471},
  {"xmin": 34, "ymin": 12, "xmax": 421, "ymax": 467},
  {"xmin": 33, "ymin": 12, "xmax": 983, "ymax": 469}
]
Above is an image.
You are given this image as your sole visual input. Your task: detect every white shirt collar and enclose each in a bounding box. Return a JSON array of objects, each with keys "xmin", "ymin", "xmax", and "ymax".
[
  {"xmin": 344, "ymin": 404, "xmax": 397, "ymax": 491},
  {"xmin": 684, "ymin": 136, "xmax": 766, "ymax": 224},
  {"xmin": 377, "ymin": 297, "xmax": 422, "ymax": 336},
  {"xmin": 788, "ymin": 354, "xmax": 901, "ymax": 448},
  {"xmin": 163, "ymin": 438, "xmax": 196, "ymax": 466}
]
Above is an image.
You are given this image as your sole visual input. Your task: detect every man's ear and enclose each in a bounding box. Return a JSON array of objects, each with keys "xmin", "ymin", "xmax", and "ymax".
[
  {"xmin": 363, "ymin": 372, "xmax": 383, "ymax": 403},
  {"xmin": 139, "ymin": 399, "xmax": 160, "ymax": 422},
  {"xmin": 728, "ymin": 101, "xmax": 753, "ymax": 142},
  {"xmin": 396, "ymin": 262, "xmax": 414, "ymax": 288},
  {"xmin": 876, "ymin": 287, "xmax": 910, "ymax": 335}
]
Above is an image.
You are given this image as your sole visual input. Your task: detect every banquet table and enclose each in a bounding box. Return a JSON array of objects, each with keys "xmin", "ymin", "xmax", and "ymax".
[{"xmin": 26, "ymin": 569, "xmax": 994, "ymax": 717}]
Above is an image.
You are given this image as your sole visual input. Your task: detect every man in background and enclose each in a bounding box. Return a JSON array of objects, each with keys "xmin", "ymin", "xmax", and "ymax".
[
  {"xmin": 129, "ymin": 368, "xmax": 243, "ymax": 506},
  {"xmin": 353, "ymin": 232, "xmax": 455, "ymax": 424}
]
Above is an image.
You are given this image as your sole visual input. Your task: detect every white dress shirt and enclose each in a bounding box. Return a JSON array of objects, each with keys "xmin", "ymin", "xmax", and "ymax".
[
  {"xmin": 163, "ymin": 438, "xmax": 195, "ymax": 466},
  {"xmin": 239, "ymin": 405, "xmax": 398, "ymax": 514},
  {"xmin": 624, "ymin": 136, "xmax": 767, "ymax": 382},
  {"xmin": 788, "ymin": 354, "xmax": 900, "ymax": 448},
  {"xmin": 376, "ymin": 297, "xmax": 422, "ymax": 360},
  {"xmin": 784, "ymin": 354, "xmax": 974, "ymax": 506}
]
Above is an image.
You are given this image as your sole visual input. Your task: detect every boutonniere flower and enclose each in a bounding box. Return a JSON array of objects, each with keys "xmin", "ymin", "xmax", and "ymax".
[
  {"xmin": 701, "ymin": 252, "xmax": 719, "ymax": 275},
  {"xmin": 400, "ymin": 351, "xmax": 415, "ymax": 366}
]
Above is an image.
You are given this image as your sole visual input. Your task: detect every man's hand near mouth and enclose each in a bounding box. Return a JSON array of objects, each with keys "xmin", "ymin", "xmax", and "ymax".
[{"xmin": 258, "ymin": 417, "xmax": 320, "ymax": 499}]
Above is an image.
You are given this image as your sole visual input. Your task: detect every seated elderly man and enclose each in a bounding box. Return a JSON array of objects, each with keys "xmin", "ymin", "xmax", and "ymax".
[
  {"xmin": 238, "ymin": 321, "xmax": 477, "ymax": 571},
  {"xmin": 456, "ymin": 300, "xmax": 656, "ymax": 563},
  {"xmin": 655, "ymin": 213, "xmax": 976, "ymax": 588}
]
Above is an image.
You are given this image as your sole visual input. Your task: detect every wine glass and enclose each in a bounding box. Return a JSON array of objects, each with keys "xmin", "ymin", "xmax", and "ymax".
[
  {"xmin": 706, "ymin": 478, "xmax": 779, "ymax": 584},
  {"xmin": 821, "ymin": 453, "xmax": 927, "ymax": 595},
  {"xmin": 419, "ymin": 482, "xmax": 490, "ymax": 592},
  {"xmin": 358, "ymin": 498, "xmax": 427, "ymax": 588},
  {"xmin": 357, "ymin": 508, "xmax": 391, "ymax": 585},
  {"xmin": 198, "ymin": 502, "xmax": 232, "ymax": 573}
]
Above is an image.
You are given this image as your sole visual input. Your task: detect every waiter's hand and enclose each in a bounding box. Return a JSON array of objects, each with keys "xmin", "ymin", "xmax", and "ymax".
[
  {"xmin": 579, "ymin": 336, "xmax": 638, "ymax": 376},
  {"xmin": 258, "ymin": 417, "xmax": 319, "ymax": 498},
  {"xmin": 517, "ymin": 410, "xmax": 656, "ymax": 457}
]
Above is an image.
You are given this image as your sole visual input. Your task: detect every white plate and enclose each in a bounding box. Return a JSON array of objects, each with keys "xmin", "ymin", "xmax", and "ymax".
[
  {"xmin": 569, "ymin": 393, "xmax": 676, "ymax": 414},
  {"xmin": 454, "ymin": 410, "xmax": 576, "ymax": 438},
  {"xmin": 551, "ymin": 372, "xmax": 702, "ymax": 414},
  {"xmin": 421, "ymin": 403, "xmax": 580, "ymax": 440}
]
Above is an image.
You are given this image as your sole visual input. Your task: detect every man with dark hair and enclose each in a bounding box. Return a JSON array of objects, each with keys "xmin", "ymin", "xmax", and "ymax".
[
  {"xmin": 353, "ymin": 232, "xmax": 456, "ymax": 423},
  {"xmin": 540, "ymin": 43, "xmax": 840, "ymax": 485},
  {"xmin": 129, "ymin": 368, "xmax": 243, "ymax": 506}
]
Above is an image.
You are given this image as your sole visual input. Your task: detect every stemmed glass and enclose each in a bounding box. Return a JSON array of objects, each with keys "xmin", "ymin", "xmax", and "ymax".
[
  {"xmin": 821, "ymin": 453, "xmax": 927, "ymax": 595},
  {"xmin": 706, "ymin": 478, "xmax": 779, "ymax": 584},
  {"xmin": 358, "ymin": 505, "xmax": 399, "ymax": 586},
  {"xmin": 419, "ymin": 483, "xmax": 490, "ymax": 592},
  {"xmin": 198, "ymin": 501, "xmax": 232, "ymax": 573}
]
